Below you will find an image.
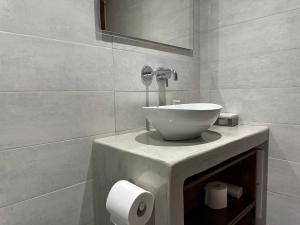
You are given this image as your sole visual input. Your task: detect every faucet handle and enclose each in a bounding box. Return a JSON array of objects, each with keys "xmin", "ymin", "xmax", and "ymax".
[
  {"xmin": 153, "ymin": 67, "xmax": 178, "ymax": 87},
  {"xmin": 172, "ymin": 69, "xmax": 178, "ymax": 80},
  {"xmin": 141, "ymin": 65, "xmax": 154, "ymax": 83}
]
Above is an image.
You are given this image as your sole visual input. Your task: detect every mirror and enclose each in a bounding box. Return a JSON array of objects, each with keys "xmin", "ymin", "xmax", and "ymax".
[{"xmin": 100, "ymin": 0, "xmax": 194, "ymax": 49}]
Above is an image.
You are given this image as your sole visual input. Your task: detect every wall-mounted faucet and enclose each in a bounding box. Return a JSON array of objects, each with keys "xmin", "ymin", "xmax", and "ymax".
[
  {"xmin": 154, "ymin": 67, "xmax": 178, "ymax": 87},
  {"xmin": 141, "ymin": 65, "xmax": 178, "ymax": 87}
]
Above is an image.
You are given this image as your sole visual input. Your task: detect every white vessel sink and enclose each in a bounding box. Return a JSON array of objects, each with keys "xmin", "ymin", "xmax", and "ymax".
[{"xmin": 143, "ymin": 103, "xmax": 222, "ymax": 140}]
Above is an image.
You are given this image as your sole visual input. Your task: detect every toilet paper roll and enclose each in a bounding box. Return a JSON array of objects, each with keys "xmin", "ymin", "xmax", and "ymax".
[
  {"xmin": 227, "ymin": 183, "xmax": 243, "ymax": 199},
  {"xmin": 106, "ymin": 180, "xmax": 154, "ymax": 225},
  {"xmin": 204, "ymin": 182, "xmax": 227, "ymax": 209}
]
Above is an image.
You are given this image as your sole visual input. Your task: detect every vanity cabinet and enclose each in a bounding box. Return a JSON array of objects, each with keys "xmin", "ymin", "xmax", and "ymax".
[
  {"xmin": 184, "ymin": 149, "xmax": 257, "ymax": 225},
  {"xmin": 93, "ymin": 125, "xmax": 269, "ymax": 225}
]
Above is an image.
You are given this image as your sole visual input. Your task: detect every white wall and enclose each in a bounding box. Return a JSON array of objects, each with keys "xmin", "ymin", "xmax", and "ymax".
[
  {"xmin": 199, "ymin": 0, "xmax": 300, "ymax": 224},
  {"xmin": 0, "ymin": 1, "xmax": 201, "ymax": 225}
]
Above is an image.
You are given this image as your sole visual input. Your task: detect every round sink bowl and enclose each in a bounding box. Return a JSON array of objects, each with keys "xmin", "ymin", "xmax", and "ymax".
[{"xmin": 143, "ymin": 103, "xmax": 222, "ymax": 140}]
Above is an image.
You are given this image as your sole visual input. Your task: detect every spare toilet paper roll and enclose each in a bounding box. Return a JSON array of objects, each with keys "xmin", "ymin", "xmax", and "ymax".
[
  {"xmin": 227, "ymin": 183, "xmax": 243, "ymax": 199},
  {"xmin": 204, "ymin": 182, "xmax": 227, "ymax": 209},
  {"xmin": 106, "ymin": 180, "xmax": 154, "ymax": 225}
]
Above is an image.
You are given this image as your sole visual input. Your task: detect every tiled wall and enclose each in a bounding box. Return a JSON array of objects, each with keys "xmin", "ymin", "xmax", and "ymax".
[
  {"xmin": 0, "ymin": 1, "xmax": 201, "ymax": 225},
  {"xmin": 199, "ymin": 0, "xmax": 300, "ymax": 224}
]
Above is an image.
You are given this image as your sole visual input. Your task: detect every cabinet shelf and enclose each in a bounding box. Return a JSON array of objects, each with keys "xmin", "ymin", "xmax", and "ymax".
[
  {"xmin": 185, "ymin": 195, "xmax": 255, "ymax": 225},
  {"xmin": 184, "ymin": 149, "xmax": 257, "ymax": 225}
]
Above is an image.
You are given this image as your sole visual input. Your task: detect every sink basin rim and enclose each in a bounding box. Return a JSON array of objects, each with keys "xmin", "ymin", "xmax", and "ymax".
[{"xmin": 143, "ymin": 103, "xmax": 222, "ymax": 111}]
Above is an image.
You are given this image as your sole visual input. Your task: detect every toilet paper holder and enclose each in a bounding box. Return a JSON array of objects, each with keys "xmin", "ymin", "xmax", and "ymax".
[
  {"xmin": 137, "ymin": 202, "xmax": 147, "ymax": 217},
  {"xmin": 106, "ymin": 180, "xmax": 154, "ymax": 225}
]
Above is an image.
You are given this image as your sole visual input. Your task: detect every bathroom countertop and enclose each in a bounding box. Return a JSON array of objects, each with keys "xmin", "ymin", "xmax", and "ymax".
[
  {"xmin": 94, "ymin": 124, "xmax": 269, "ymax": 167},
  {"xmin": 94, "ymin": 125, "xmax": 269, "ymax": 225}
]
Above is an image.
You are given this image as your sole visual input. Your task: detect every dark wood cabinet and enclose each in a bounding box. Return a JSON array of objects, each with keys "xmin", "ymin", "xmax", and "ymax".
[{"xmin": 184, "ymin": 150, "xmax": 257, "ymax": 225}]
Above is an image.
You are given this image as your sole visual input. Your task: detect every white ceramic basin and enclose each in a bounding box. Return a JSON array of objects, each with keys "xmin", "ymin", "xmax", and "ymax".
[{"xmin": 143, "ymin": 103, "xmax": 222, "ymax": 140}]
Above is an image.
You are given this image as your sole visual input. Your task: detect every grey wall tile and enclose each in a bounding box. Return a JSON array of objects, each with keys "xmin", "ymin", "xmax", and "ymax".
[
  {"xmin": 269, "ymin": 124, "xmax": 300, "ymax": 162},
  {"xmin": 113, "ymin": 49, "xmax": 161, "ymax": 91},
  {"xmin": 0, "ymin": 181, "xmax": 94, "ymax": 225},
  {"xmin": 115, "ymin": 91, "xmax": 200, "ymax": 132},
  {"xmin": 0, "ymin": 1, "xmax": 202, "ymax": 225},
  {"xmin": 164, "ymin": 90, "xmax": 200, "ymax": 104},
  {"xmin": 0, "ymin": 0, "xmax": 111, "ymax": 47},
  {"xmin": 0, "ymin": 32, "xmax": 113, "ymax": 91},
  {"xmin": 115, "ymin": 92, "xmax": 154, "ymax": 132},
  {"xmin": 267, "ymin": 191, "xmax": 300, "ymax": 225},
  {"xmin": 0, "ymin": 92, "xmax": 115, "ymax": 150},
  {"xmin": 293, "ymin": 64, "xmax": 300, "ymax": 87},
  {"xmin": 268, "ymin": 158, "xmax": 300, "ymax": 198},
  {"xmin": 200, "ymin": 63, "xmax": 212, "ymax": 90},
  {"xmin": 158, "ymin": 57, "xmax": 200, "ymax": 91},
  {"xmin": 112, "ymin": 35, "xmax": 195, "ymax": 57},
  {"xmin": 209, "ymin": 48, "xmax": 300, "ymax": 89},
  {"xmin": 199, "ymin": 90, "xmax": 210, "ymax": 102},
  {"xmin": 198, "ymin": 0, "xmax": 210, "ymax": 32},
  {"xmin": 201, "ymin": 2, "xmax": 300, "ymax": 225},
  {"xmin": 210, "ymin": 88, "xmax": 300, "ymax": 125},
  {"xmin": 209, "ymin": 0, "xmax": 300, "ymax": 28},
  {"xmin": 208, "ymin": 9, "xmax": 300, "ymax": 61},
  {"xmin": 0, "ymin": 137, "xmax": 95, "ymax": 207},
  {"xmin": 199, "ymin": 32, "xmax": 209, "ymax": 61},
  {"xmin": 113, "ymin": 49, "xmax": 200, "ymax": 92}
]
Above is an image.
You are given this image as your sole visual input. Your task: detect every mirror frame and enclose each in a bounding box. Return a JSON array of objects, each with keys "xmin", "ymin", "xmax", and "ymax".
[{"xmin": 99, "ymin": 0, "xmax": 194, "ymax": 50}]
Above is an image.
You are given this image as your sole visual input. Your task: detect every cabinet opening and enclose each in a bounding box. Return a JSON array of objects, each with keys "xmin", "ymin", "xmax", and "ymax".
[{"xmin": 184, "ymin": 150, "xmax": 257, "ymax": 225}]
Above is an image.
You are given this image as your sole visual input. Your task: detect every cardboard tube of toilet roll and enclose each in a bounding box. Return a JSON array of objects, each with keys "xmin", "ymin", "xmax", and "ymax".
[
  {"xmin": 227, "ymin": 183, "xmax": 243, "ymax": 199},
  {"xmin": 204, "ymin": 182, "xmax": 227, "ymax": 209}
]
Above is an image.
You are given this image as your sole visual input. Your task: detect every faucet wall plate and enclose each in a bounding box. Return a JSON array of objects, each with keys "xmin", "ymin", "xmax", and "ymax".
[
  {"xmin": 141, "ymin": 65, "xmax": 178, "ymax": 87},
  {"xmin": 154, "ymin": 67, "xmax": 178, "ymax": 87},
  {"xmin": 141, "ymin": 65, "xmax": 154, "ymax": 83}
]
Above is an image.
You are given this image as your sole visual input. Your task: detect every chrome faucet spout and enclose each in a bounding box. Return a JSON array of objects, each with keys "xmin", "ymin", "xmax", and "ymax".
[{"xmin": 154, "ymin": 67, "xmax": 178, "ymax": 87}]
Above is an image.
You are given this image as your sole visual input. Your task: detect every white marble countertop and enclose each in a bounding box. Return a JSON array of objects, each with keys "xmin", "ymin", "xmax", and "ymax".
[{"xmin": 94, "ymin": 125, "xmax": 269, "ymax": 167}]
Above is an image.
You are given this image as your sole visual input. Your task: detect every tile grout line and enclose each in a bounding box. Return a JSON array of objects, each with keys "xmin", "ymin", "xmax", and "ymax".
[
  {"xmin": 206, "ymin": 6, "xmax": 300, "ymax": 31},
  {"xmin": 112, "ymin": 46, "xmax": 200, "ymax": 61},
  {"xmin": 199, "ymin": 45, "xmax": 300, "ymax": 65},
  {"xmin": 200, "ymin": 45, "xmax": 300, "ymax": 65},
  {"xmin": 269, "ymin": 156, "xmax": 300, "ymax": 165},
  {"xmin": 267, "ymin": 190, "xmax": 300, "ymax": 201},
  {"xmin": 0, "ymin": 29, "xmax": 199, "ymax": 60},
  {"xmin": 0, "ymin": 90, "xmax": 201, "ymax": 94},
  {"xmin": 115, "ymin": 127, "xmax": 146, "ymax": 134},
  {"xmin": 114, "ymin": 90, "xmax": 201, "ymax": 93},
  {"xmin": 0, "ymin": 90, "xmax": 200, "ymax": 153},
  {"xmin": 0, "ymin": 132, "xmax": 115, "ymax": 153},
  {"xmin": 112, "ymin": 48, "xmax": 118, "ymax": 134},
  {"xmin": 0, "ymin": 90, "xmax": 114, "ymax": 93},
  {"xmin": 241, "ymin": 121, "xmax": 300, "ymax": 127},
  {"xmin": 111, "ymin": 36, "xmax": 194, "ymax": 56},
  {"xmin": 0, "ymin": 179, "xmax": 94, "ymax": 210},
  {"xmin": 0, "ymin": 30, "xmax": 113, "ymax": 50},
  {"xmin": 209, "ymin": 86, "xmax": 300, "ymax": 91}
]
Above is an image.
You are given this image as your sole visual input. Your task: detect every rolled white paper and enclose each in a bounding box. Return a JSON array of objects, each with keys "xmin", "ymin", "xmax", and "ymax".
[
  {"xmin": 204, "ymin": 181, "xmax": 227, "ymax": 209},
  {"xmin": 106, "ymin": 180, "xmax": 154, "ymax": 225},
  {"xmin": 227, "ymin": 183, "xmax": 243, "ymax": 199}
]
